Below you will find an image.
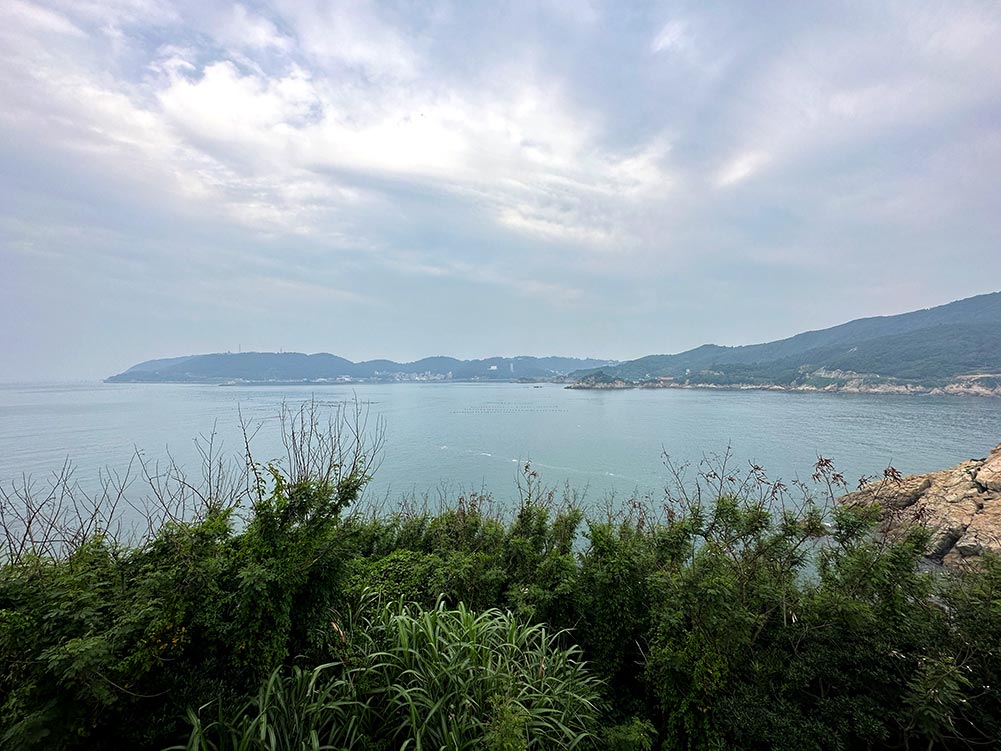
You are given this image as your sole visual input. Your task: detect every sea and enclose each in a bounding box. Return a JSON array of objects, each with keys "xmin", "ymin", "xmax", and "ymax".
[{"xmin": 1, "ymin": 381, "xmax": 999, "ymax": 515}]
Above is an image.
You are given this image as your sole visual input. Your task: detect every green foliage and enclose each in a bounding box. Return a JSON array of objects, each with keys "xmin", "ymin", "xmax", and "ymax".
[
  {"xmin": 936, "ymin": 553, "xmax": 1001, "ymax": 744},
  {"xmin": 0, "ymin": 405, "xmax": 374, "ymax": 750},
  {"xmin": 338, "ymin": 471, "xmax": 584, "ymax": 621},
  {"xmin": 501, "ymin": 497, "xmax": 582, "ymax": 623},
  {"xmin": 176, "ymin": 663, "xmax": 364, "ymax": 751},
  {"xmin": 4, "ymin": 426, "xmax": 1001, "ymax": 751},
  {"xmin": 183, "ymin": 600, "xmax": 601, "ymax": 751},
  {"xmin": 573, "ymin": 517, "xmax": 659, "ymax": 720},
  {"xmin": 640, "ymin": 484, "xmax": 985, "ymax": 751},
  {"xmin": 0, "ymin": 470, "xmax": 366, "ymax": 749},
  {"xmin": 346, "ymin": 549, "xmax": 449, "ymax": 606},
  {"xmin": 573, "ymin": 292, "xmax": 1001, "ymax": 386},
  {"xmin": 601, "ymin": 717, "xmax": 656, "ymax": 751},
  {"xmin": 352, "ymin": 599, "xmax": 600, "ymax": 749}
]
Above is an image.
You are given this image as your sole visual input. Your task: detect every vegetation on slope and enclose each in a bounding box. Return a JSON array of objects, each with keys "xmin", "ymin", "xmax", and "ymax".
[
  {"xmin": 184, "ymin": 600, "xmax": 601, "ymax": 750},
  {"xmin": 574, "ymin": 291, "xmax": 1001, "ymax": 387},
  {"xmin": 107, "ymin": 353, "xmax": 615, "ymax": 383},
  {"xmin": 1, "ymin": 404, "xmax": 1000, "ymax": 750}
]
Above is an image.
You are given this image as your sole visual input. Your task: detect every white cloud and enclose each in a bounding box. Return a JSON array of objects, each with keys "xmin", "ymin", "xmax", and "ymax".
[
  {"xmin": 7, "ymin": 0, "xmax": 86, "ymax": 37},
  {"xmin": 283, "ymin": 1, "xmax": 420, "ymax": 81},
  {"xmin": 651, "ymin": 20, "xmax": 688, "ymax": 54},
  {"xmin": 47, "ymin": 0, "xmax": 179, "ymax": 28},
  {"xmin": 158, "ymin": 60, "xmax": 318, "ymax": 148},
  {"xmin": 1, "ymin": 0, "xmax": 677, "ymax": 248},
  {"xmin": 715, "ymin": 151, "xmax": 769, "ymax": 188},
  {"xmin": 144, "ymin": 40, "xmax": 674, "ymax": 243},
  {"xmin": 214, "ymin": 4, "xmax": 292, "ymax": 52},
  {"xmin": 3, "ymin": 0, "xmax": 995, "ymax": 255},
  {"xmin": 381, "ymin": 252, "xmax": 584, "ymax": 305},
  {"xmin": 4, "ymin": 0, "xmax": 1001, "ymax": 380},
  {"xmin": 498, "ymin": 204, "xmax": 616, "ymax": 246},
  {"xmin": 705, "ymin": 2, "xmax": 1001, "ymax": 193}
]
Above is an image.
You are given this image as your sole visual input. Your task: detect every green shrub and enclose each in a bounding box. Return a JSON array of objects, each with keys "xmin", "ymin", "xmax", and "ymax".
[
  {"xmin": 501, "ymin": 497, "xmax": 582, "ymax": 624},
  {"xmin": 353, "ymin": 598, "xmax": 600, "ymax": 749},
  {"xmin": 938, "ymin": 553, "xmax": 1001, "ymax": 744},
  {"xmin": 0, "ymin": 404, "xmax": 376, "ymax": 749},
  {"xmin": 642, "ymin": 486, "xmax": 964, "ymax": 750},
  {"xmin": 346, "ymin": 548, "xmax": 449, "ymax": 606},
  {"xmin": 4, "ymin": 424, "xmax": 1001, "ymax": 750},
  {"xmin": 574, "ymin": 519, "xmax": 659, "ymax": 717},
  {"xmin": 183, "ymin": 599, "xmax": 602, "ymax": 751},
  {"xmin": 176, "ymin": 663, "xmax": 365, "ymax": 751},
  {"xmin": 601, "ymin": 717, "xmax": 656, "ymax": 751}
]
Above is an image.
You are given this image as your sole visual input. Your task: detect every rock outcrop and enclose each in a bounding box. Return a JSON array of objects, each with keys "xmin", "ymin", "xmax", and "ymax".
[{"xmin": 838, "ymin": 443, "xmax": 1001, "ymax": 568}]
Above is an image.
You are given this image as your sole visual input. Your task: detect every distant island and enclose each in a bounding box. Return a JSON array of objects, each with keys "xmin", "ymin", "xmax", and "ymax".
[
  {"xmin": 108, "ymin": 291, "xmax": 1001, "ymax": 395},
  {"xmin": 569, "ymin": 291, "xmax": 1001, "ymax": 395},
  {"xmin": 106, "ymin": 354, "xmax": 617, "ymax": 384}
]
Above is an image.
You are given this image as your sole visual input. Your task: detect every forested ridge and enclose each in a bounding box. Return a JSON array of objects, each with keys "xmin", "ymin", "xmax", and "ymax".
[{"xmin": 573, "ymin": 292, "xmax": 1001, "ymax": 388}]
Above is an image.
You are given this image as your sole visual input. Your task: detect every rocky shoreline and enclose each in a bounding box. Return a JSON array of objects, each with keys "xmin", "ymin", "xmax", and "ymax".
[
  {"xmin": 838, "ymin": 443, "xmax": 1001, "ymax": 568},
  {"xmin": 566, "ymin": 379, "xmax": 1001, "ymax": 397}
]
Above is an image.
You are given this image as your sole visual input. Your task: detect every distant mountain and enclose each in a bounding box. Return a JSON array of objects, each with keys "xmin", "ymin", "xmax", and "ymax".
[
  {"xmin": 570, "ymin": 292, "xmax": 1001, "ymax": 395},
  {"xmin": 106, "ymin": 353, "xmax": 617, "ymax": 384}
]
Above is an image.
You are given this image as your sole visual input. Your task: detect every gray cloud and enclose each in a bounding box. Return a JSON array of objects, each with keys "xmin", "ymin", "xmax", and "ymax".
[{"xmin": 2, "ymin": 0, "xmax": 1000, "ymax": 380}]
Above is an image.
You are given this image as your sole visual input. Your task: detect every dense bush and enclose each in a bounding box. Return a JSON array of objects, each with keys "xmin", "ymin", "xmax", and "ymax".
[
  {"xmin": 2, "ymin": 407, "xmax": 1000, "ymax": 750},
  {"xmin": 0, "ymin": 405, "xmax": 377, "ymax": 749},
  {"xmin": 182, "ymin": 599, "xmax": 602, "ymax": 751},
  {"xmin": 350, "ymin": 599, "xmax": 599, "ymax": 749}
]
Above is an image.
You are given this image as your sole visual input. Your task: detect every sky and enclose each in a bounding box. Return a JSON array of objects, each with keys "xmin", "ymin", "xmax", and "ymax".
[{"xmin": 2, "ymin": 0, "xmax": 1000, "ymax": 381}]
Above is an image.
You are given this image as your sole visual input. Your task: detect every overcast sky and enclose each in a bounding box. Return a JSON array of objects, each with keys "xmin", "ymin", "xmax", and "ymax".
[{"xmin": 2, "ymin": 0, "xmax": 1000, "ymax": 381}]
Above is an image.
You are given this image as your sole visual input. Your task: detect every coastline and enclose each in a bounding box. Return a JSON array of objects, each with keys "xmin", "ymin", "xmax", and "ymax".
[
  {"xmin": 100, "ymin": 377, "xmax": 1001, "ymax": 396},
  {"xmin": 565, "ymin": 379, "xmax": 1001, "ymax": 397}
]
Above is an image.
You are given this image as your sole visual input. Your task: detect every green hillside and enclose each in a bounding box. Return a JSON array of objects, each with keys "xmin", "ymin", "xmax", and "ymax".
[
  {"xmin": 573, "ymin": 292, "xmax": 1001, "ymax": 389},
  {"xmin": 107, "ymin": 353, "xmax": 615, "ymax": 383}
]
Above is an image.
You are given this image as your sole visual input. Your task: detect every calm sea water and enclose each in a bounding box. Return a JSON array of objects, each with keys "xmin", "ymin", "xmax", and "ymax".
[{"xmin": 1, "ymin": 382, "xmax": 999, "ymax": 511}]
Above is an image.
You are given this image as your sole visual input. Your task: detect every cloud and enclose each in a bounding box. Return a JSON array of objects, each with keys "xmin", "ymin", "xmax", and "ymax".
[
  {"xmin": 2, "ymin": 0, "xmax": 1001, "ymax": 379},
  {"xmin": 380, "ymin": 251, "xmax": 584, "ymax": 306},
  {"xmin": 2, "ymin": 1, "xmax": 673, "ymax": 246},
  {"xmin": 213, "ymin": 4, "xmax": 292, "ymax": 53},
  {"xmin": 157, "ymin": 59, "xmax": 318, "ymax": 149},
  {"xmin": 282, "ymin": 1, "xmax": 421, "ymax": 81},
  {"xmin": 715, "ymin": 151, "xmax": 769, "ymax": 187},
  {"xmin": 7, "ymin": 0, "xmax": 86, "ymax": 37},
  {"xmin": 651, "ymin": 20, "xmax": 688, "ymax": 54}
]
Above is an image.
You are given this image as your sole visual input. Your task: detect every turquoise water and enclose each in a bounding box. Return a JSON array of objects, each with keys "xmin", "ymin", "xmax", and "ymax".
[{"xmin": 1, "ymin": 382, "xmax": 999, "ymax": 510}]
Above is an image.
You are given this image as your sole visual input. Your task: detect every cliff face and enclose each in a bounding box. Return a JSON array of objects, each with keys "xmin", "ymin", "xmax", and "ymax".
[{"xmin": 839, "ymin": 444, "xmax": 1001, "ymax": 567}]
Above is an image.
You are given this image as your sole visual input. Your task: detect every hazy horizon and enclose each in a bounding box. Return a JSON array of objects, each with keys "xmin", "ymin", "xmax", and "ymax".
[
  {"xmin": 4, "ymin": 1, "xmax": 1001, "ymax": 381},
  {"xmin": 2, "ymin": 288, "xmax": 992, "ymax": 385}
]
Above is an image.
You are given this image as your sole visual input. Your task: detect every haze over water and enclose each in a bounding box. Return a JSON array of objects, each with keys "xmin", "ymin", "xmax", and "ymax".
[{"xmin": 2, "ymin": 382, "xmax": 999, "ymax": 511}]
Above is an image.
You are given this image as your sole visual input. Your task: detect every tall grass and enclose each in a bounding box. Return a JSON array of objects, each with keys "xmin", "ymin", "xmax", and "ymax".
[
  {"xmin": 182, "ymin": 598, "xmax": 602, "ymax": 751},
  {"xmin": 178, "ymin": 664, "xmax": 365, "ymax": 751}
]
